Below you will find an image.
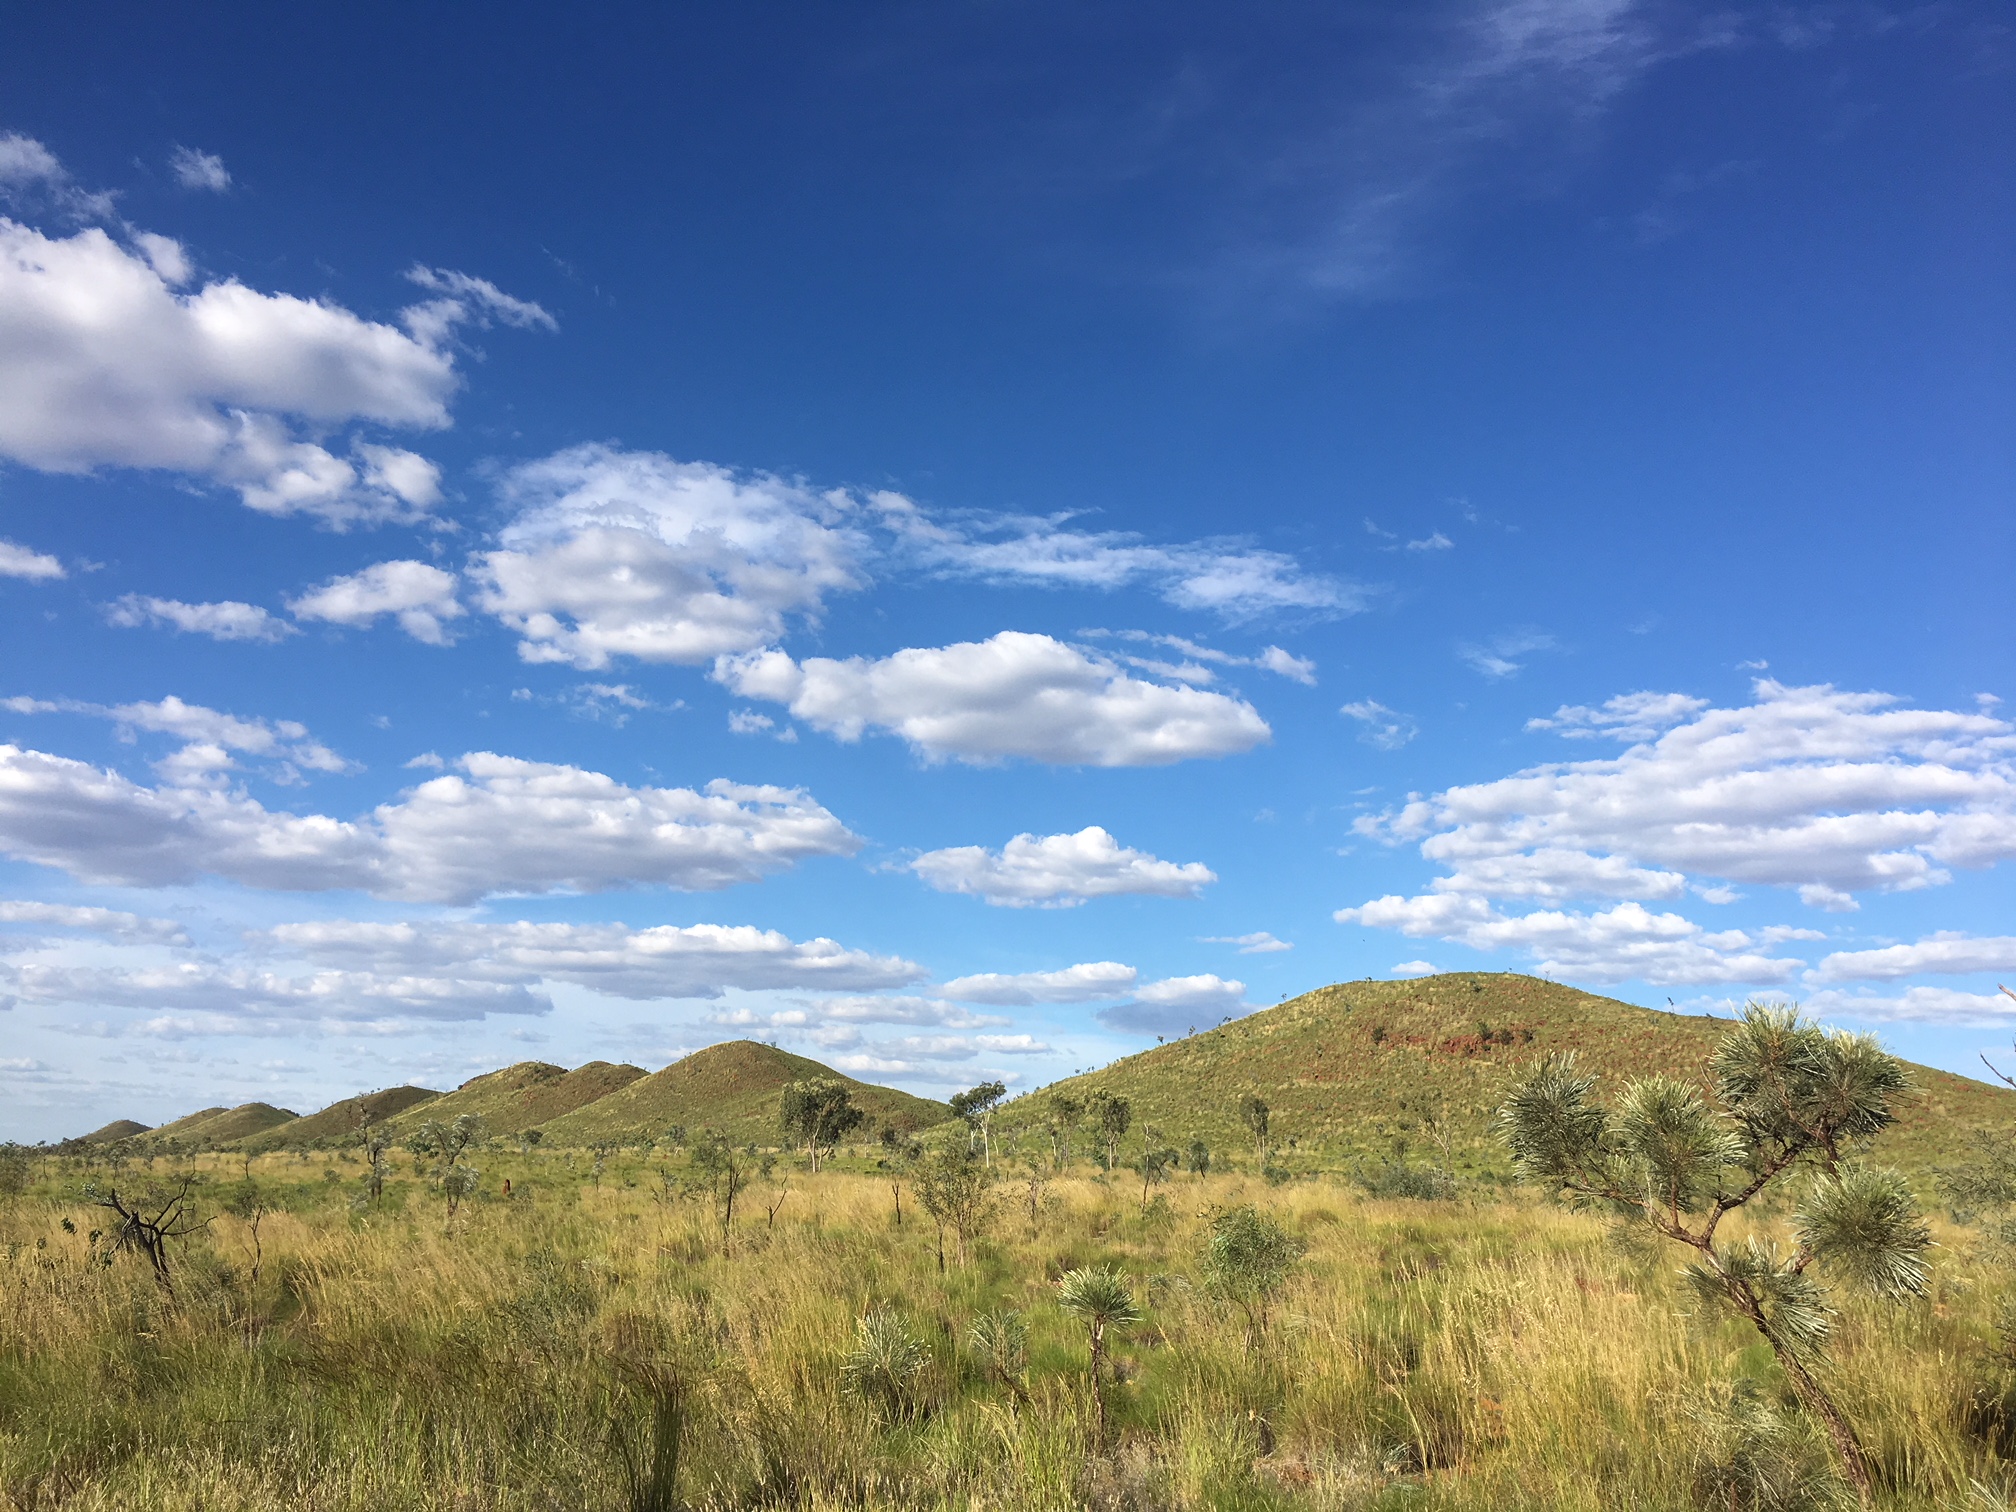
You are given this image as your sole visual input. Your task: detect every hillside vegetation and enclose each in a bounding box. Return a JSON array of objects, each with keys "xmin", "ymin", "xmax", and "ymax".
[
  {"xmin": 167, "ymin": 1102, "xmax": 299, "ymax": 1146},
  {"xmin": 1006, "ymin": 972, "xmax": 2006, "ymax": 1177},
  {"xmin": 380, "ymin": 1060, "xmax": 645, "ymax": 1138},
  {"xmin": 244, "ymin": 1085, "xmax": 441, "ymax": 1149},
  {"xmin": 540, "ymin": 1040, "xmax": 949, "ymax": 1145}
]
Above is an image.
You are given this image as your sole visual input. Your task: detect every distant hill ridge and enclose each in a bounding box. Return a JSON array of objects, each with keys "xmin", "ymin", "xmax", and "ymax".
[
  {"xmin": 62, "ymin": 976, "xmax": 2008, "ymax": 1171},
  {"xmin": 1003, "ymin": 972, "xmax": 2007, "ymax": 1176}
]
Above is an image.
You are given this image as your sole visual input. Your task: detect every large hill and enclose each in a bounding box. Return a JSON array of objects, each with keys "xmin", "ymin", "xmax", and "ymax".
[
  {"xmin": 1000, "ymin": 972, "xmax": 2007, "ymax": 1179},
  {"xmin": 379, "ymin": 1060, "xmax": 646, "ymax": 1138},
  {"xmin": 167, "ymin": 1103, "xmax": 298, "ymax": 1145},
  {"xmin": 243, "ymin": 1085, "xmax": 441, "ymax": 1149},
  {"xmin": 539, "ymin": 1040, "xmax": 950, "ymax": 1146}
]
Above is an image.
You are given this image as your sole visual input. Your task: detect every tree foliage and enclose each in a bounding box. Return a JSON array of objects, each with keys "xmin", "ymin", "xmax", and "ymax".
[
  {"xmin": 1200, "ymin": 1203, "xmax": 1306, "ymax": 1347},
  {"xmin": 1498, "ymin": 1004, "xmax": 1928, "ymax": 1506},
  {"xmin": 777, "ymin": 1078, "xmax": 863, "ymax": 1173}
]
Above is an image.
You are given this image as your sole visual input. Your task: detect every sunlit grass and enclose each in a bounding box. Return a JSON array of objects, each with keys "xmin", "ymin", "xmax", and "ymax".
[{"xmin": 0, "ymin": 1150, "xmax": 2004, "ymax": 1510}]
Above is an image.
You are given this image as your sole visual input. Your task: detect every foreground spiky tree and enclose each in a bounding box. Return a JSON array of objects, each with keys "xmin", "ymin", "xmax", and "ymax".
[
  {"xmin": 1498, "ymin": 1004, "xmax": 1930, "ymax": 1507},
  {"xmin": 1056, "ymin": 1266, "xmax": 1143, "ymax": 1452}
]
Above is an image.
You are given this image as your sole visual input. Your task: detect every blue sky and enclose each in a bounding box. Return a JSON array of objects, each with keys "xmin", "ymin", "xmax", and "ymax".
[{"xmin": 0, "ymin": 2, "xmax": 2010, "ymax": 1141}]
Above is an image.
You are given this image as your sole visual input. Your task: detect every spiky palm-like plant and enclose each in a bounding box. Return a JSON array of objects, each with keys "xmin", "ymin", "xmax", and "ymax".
[
  {"xmin": 841, "ymin": 1309, "xmax": 928, "ymax": 1423},
  {"xmin": 1056, "ymin": 1266, "xmax": 1143, "ymax": 1451},
  {"xmin": 1498, "ymin": 1004, "xmax": 1929, "ymax": 1507},
  {"xmin": 967, "ymin": 1307, "xmax": 1029, "ymax": 1402}
]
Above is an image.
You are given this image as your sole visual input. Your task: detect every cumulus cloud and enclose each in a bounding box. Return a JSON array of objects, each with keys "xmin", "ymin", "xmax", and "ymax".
[
  {"xmin": 1340, "ymin": 699, "xmax": 1419, "ymax": 750},
  {"xmin": 2, "ymin": 958, "xmax": 543, "ymax": 1026},
  {"xmin": 0, "ymin": 539, "xmax": 63, "ymax": 580},
  {"xmin": 1811, "ymin": 932, "xmax": 2016, "ymax": 983},
  {"xmin": 911, "ymin": 825, "xmax": 1215, "ymax": 907},
  {"xmin": 107, "ymin": 595, "xmax": 294, "ymax": 642},
  {"xmin": 881, "ymin": 496, "xmax": 1363, "ymax": 622},
  {"xmin": 261, "ymin": 918, "xmax": 923, "ymax": 1000},
  {"xmin": 0, "ymin": 899, "xmax": 187, "ymax": 944},
  {"xmin": 1356, "ymin": 681, "xmax": 2016, "ymax": 908},
  {"xmin": 0, "ymin": 148, "xmax": 549, "ymax": 527},
  {"xmin": 1097, "ymin": 973, "xmax": 1249, "ymax": 1035},
  {"xmin": 1527, "ymin": 691, "xmax": 1710, "ymax": 741},
  {"xmin": 1800, "ymin": 985, "xmax": 2016, "ymax": 1027},
  {"xmin": 5, "ymin": 693, "xmax": 346, "ymax": 782},
  {"xmin": 939, "ymin": 961, "xmax": 1138, "ymax": 1005},
  {"xmin": 289, "ymin": 560, "xmax": 465, "ymax": 644},
  {"xmin": 1202, "ymin": 931, "xmax": 1292, "ymax": 953},
  {"xmin": 715, "ymin": 631, "xmax": 1270, "ymax": 767},
  {"xmin": 0, "ymin": 744, "xmax": 859, "ymax": 902},
  {"xmin": 168, "ymin": 146, "xmax": 230, "ymax": 193},
  {"xmin": 1335, "ymin": 892, "xmax": 1807, "ymax": 985},
  {"xmin": 471, "ymin": 445, "xmax": 865, "ymax": 668}
]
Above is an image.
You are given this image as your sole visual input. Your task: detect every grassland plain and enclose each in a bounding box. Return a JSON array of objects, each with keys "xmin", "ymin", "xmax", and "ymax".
[
  {"xmin": 1010, "ymin": 975, "xmax": 2007, "ymax": 1178},
  {"xmin": 0, "ymin": 1139, "xmax": 2009, "ymax": 1512}
]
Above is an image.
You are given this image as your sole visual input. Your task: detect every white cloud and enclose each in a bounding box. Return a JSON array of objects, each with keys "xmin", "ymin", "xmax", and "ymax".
[
  {"xmin": 0, "ymin": 899, "xmax": 187, "ymax": 944},
  {"xmin": 1458, "ymin": 629, "xmax": 1556, "ymax": 678},
  {"xmin": 168, "ymin": 147, "xmax": 230, "ymax": 193},
  {"xmin": 1391, "ymin": 960, "xmax": 1439, "ymax": 977},
  {"xmin": 261, "ymin": 918, "xmax": 923, "ymax": 1000},
  {"xmin": 881, "ymin": 496, "xmax": 1361, "ymax": 622},
  {"xmin": 5, "ymin": 693, "xmax": 346, "ymax": 781},
  {"xmin": 912, "ymin": 825, "xmax": 1215, "ymax": 908},
  {"xmin": 0, "ymin": 744, "xmax": 859, "ymax": 903},
  {"xmin": 3, "ymin": 958, "xmax": 544, "ymax": 1026},
  {"xmin": 1527, "ymin": 691, "xmax": 1710, "ymax": 741},
  {"xmin": 1336, "ymin": 893, "xmax": 1807, "ymax": 986},
  {"xmin": 715, "ymin": 631, "xmax": 1270, "ymax": 767},
  {"xmin": 785, "ymin": 995, "xmax": 1008, "ymax": 1028},
  {"xmin": 1202, "ymin": 931, "xmax": 1292, "ymax": 954},
  {"xmin": 1358, "ymin": 681, "xmax": 2016, "ymax": 911},
  {"xmin": 939, "ymin": 961, "xmax": 1138, "ymax": 1005},
  {"xmin": 0, "ymin": 132, "xmax": 117, "ymax": 220},
  {"xmin": 0, "ymin": 151, "xmax": 547, "ymax": 527},
  {"xmin": 0, "ymin": 539, "xmax": 63, "ymax": 580},
  {"xmin": 1811, "ymin": 932, "xmax": 2016, "ymax": 984},
  {"xmin": 1801, "ymin": 986, "xmax": 2016, "ymax": 1027},
  {"xmin": 1079, "ymin": 630, "xmax": 1318, "ymax": 685},
  {"xmin": 401, "ymin": 265, "xmax": 556, "ymax": 337},
  {"xmin": 289, "ymin": 560, "xmax": 465, "ymax": 644},
  {"xmin": 975, "ymin": 1033, "xmax": 1053, "ymax": 1054},
  {"xmin": 107, "ymin": 595, "xmax": 294, "ymax": 642},
  {"xmin": 1340, "ymin": 699, "xmax": 1419, "ymax": 750},
  {"xmin": 472, "ymin": 445, "xmax": 865, "ymax": 668},
  {"xmin": 1097, "ymin": 973, "xmax": 1249, "ymax": 1035},
  {"xmin": 1405, "ymin": 532, "xmax": 1453, "ymax": 552}
]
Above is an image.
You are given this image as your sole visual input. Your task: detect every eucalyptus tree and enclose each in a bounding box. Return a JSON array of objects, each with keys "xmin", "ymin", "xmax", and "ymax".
[
  {"xmin": 1090, "ymin": 1093, "xmax": 1131, "ymax": 1173},
  {"xmin": 1238, "ymin": 1095, "xmax": 1270, "ymax": 1166},
  {"xmin": 914, "ymin": 1144, "xmax": 996, "ymax": 1270},
  {"xmin": 949, "ymin": 1080, "xmax": 1007, "ymax": 1165},
  {"xmin": 778, "ymin": 1077, "xmax": 863, "ymax": 1173},
  {"xmin": 1201, "ymin": 1204, "xmax": 1306, "ymax": 1348},
  {"xmin": 1046, "ymin": 1094, "xmax": 1084, "ymax": 1170},
  {"xmin": 1498, "ymin": 1005, "xmax": 1930, "ymax": 1507}
]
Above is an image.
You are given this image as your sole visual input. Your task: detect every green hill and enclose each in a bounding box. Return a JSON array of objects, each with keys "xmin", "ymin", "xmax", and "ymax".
[
  {"xmin": 172, "ymin": 1102, "xmax": 298, "ymax": 1145},
  {"xmin": 539, "ymin": 1040, "xmax": 951, "ymax": 1146},
  {"xmin": 245, "ymin": 1085, "xmax": 441, "ymax": 1149},
  {"xmin": 1001, "ymin": 972, "xmax": 2008, "ymax": 1180},
  {"xmin": 379, "ymin": 1060, "xmax": 646, "ymax": 1138},
  {"xmin": 77, "ymin": 1119, "xmax": 150, "ymax": 1144},
  {"xmin": 149, "ymin": 1106, "xmax": 229, "ymax": 1140}
]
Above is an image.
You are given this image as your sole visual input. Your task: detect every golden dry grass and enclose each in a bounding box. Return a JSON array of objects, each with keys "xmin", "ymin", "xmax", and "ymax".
[{"xmin": 0, "ymin": 1148, "xmax": 2006, "ymax": 1511}]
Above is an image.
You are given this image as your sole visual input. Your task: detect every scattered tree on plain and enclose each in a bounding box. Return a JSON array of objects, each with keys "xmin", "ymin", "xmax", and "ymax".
[
  {"xmin": 778, "ymin": 1077, "xmax": 864, "ymax": 1173},
  {"xmin": 948, "ymin": 1080, "xmax": 1007, "ymax": 1165},
  {"xmin": 1200, "ymin": 1203, "xmax": 1306, "ymax": 1348}
]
